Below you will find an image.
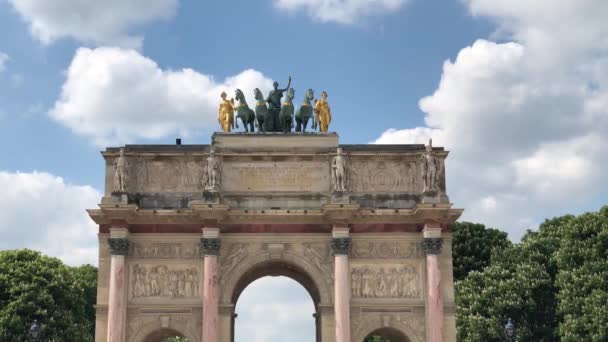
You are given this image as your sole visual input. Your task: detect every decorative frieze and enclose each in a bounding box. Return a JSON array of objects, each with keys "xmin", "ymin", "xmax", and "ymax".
[
  {"xmin": 131, "ymin": 264, "xmax": 199, "ymax": 299},
  {"xmin": 421, "ymin": 238, "xmax": 443, "ymax": 255},
  {"xmin": 108, "ymin": 238, "xmax": 130, "ymax": 256},
  {"xmin": 200, "ymin": 238, "xmax": 221, "ymax": 256},
  {"xmin": 129, "ymin": 242, "xmax": 200, "ymax": 259},
  {"xmin": 351, "ymin": 241, "xmax": 422, "ymax": 259},
  {"xmin": 351, "ymin": 264, "xmax": 421, "ymax": 299},
  {"xmin": 331, "ymin": 238, "xmax": 352, "ymax": 255}
]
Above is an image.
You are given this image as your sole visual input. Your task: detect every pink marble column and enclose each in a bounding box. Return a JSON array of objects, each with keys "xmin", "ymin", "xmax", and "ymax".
[
  {"xmin": 200, "ymin": 231, "xmax": 221, "ymax": 342},
  {"xmin": 107, "ymin": 235, "xmax": 129, "ymax": 342},
  {"xmin": 423, "ymin": 224, "xmax": 444, "ymax": 342},
  {"xmin": 331, "ymin": 228, "xmax": 352, "ymax": 342}
]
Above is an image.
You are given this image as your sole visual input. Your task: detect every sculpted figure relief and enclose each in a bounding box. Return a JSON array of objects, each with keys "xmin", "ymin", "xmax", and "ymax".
[
  {"xmin": 132, "ymin": 264, "xmax": 199, "ymax": 299},
  {"xmin": 314, "ymin": 91, "xmax": 331, "ymax": 132},
  {"xmin": 202, "ymin": 149, "xmax": 220, "ymax": 191},
  {"xmin": 332, "ymin": 147, "xmax": 347, "ymax": 192},
  {"xmin": 113, "ymin": 148, "xmax": 128, "ymax": 192},
  {"xmin": 266, "ymin": 76, "xmax": 292, "ymax": 132},
  {"xmin": 221, "ymin": 244, "xmax": 248, "ymax": 275},
  {"xmin": 421, "ymin": 138, "xmax": 440, "ymax": 194},
  {"xmin": 218, "ymin": 91, "xmax": 235, "ymax": 132},
  {"xmin": 304, "ymin": 243, "xmax": 332, "ymax": 275},
  {"xmin": 351, "ymin": 265, "xmax": 420, "ymax": 299}
]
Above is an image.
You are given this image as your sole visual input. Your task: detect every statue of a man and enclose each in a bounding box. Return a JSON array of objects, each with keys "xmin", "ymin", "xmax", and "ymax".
[
  {"xmin": 113, "ymin": 148, "xmax": 127, "ymax": 192},
  {"xmin": 203, "ymin": 149, "xmax": 220, "ymax": 191},
  {"xmin": 332, "ymin": 147, "xmax": 347, "ymax": 192},
  {"xmin": 266, "ymin": 76, "xmax": 291, "ymax": 132},
  {"xmin": 421, "ymin": 139, "xmax": 438, "ymax": 193}
]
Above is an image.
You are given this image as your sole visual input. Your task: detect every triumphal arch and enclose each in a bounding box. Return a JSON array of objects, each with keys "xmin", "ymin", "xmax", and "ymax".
[{"xmin": 89, "ymin": 133, "xmax": 461, "ymax": 342}]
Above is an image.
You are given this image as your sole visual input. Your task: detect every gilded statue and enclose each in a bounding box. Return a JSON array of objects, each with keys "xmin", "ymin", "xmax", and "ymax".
[
  {"xmin": 113, "ymin": 148, "xmax": 127, "ymax": 192},
  {"xmin": 218, "ymin": 91, "xmax": 235, "ymax": 132},
  {"xmin": 314, "ymin": 91, "xmax": 331, "ymax": 132},
  {"xmin": 421, "ymin": 139, "xmax": 439, "ymax": 194},
  {"xmin": 266, "ymin": 76, "xmax": 292, "ymax": 132}
]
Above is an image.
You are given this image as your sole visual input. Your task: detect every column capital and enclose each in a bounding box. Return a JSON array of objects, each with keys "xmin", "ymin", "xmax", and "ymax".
[
  {"xmin": 422, "ymin": 237, "xmax": 443, "ymax": 255},
  {"xmin": 200, "ymin": 238, "xmax": 221, "ymax": 256},
  {"xmin": 108, "ymin": 238, "xmax": 130, "ymax": 256},
  {"xmin": 331, "ymin": 237, "xmax": 352, "ymax": 256}
]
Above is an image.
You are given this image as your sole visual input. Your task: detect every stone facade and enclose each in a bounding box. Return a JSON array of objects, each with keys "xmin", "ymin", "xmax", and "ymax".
[{"xmin": 89, "ymin": 133, "xmax": 461, "ymax": 342}]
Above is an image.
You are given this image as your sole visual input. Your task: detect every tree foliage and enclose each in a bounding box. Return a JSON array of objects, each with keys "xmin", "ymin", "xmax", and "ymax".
[
  {"xmin": 452, "ymin": 221, "xmax": 511, "ymax": 281},
  {"xmin": 455, "ymin": 206, "xmax": 608, "ymax": 341},
  {"xmin": 0, "ymin": 249, "xmax": 97, "ymax": 341}
]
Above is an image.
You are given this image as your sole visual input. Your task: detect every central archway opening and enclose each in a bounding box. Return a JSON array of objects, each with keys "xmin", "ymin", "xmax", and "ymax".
[
  {"xmin": 363, "ymin": 327, "xmax": 410, "ymax": 342},
  {"xmin": 143, "ymin": 328, "xmax": 188, "ymax": 342},
  {"xmin": 231, "ymin": 261, "xmax": 321, "ymax": 341}
]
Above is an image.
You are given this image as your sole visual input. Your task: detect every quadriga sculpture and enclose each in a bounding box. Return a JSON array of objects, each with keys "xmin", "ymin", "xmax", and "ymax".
[
  {"xmin": 279, "ymin": 88, "xmax": 295, "ymax": 133},
  {"xmin": 253, "ymin": 88, "xmax": 268, "ymax": 133},
  {"xmin": 234, "ymin": 89, "xmax": 256, "ymax": 132},
  {"xmin": 296, "ymin": 88, "xmax": 315, "ymax": 132}
]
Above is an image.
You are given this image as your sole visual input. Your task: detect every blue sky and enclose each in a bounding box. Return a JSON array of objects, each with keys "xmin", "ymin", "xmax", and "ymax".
[{"xmin": 1, "ymin": 0, "xmax": 607, "ymax": 340}]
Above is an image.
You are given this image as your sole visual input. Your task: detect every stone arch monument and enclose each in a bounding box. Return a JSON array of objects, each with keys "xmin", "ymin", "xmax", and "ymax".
[{"xmin": 89, "ymin": 133, "xmax": 462, "ymax": 342}]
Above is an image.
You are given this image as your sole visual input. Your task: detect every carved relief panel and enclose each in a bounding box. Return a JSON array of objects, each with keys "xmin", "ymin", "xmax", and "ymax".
[
  {"xmin": 130, "ymin": 264, "xmax": 199, "ymax": 301},
  {"xmin": 348, "ymin": 157, "xmax": 419, "ymax": 193},
  {"xmin": 350, "ymin": 263, "xmax": 421, "ymax": 299}
]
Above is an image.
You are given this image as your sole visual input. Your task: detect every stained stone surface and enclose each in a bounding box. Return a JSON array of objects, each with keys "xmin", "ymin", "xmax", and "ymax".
[
  {"xmin": 92, "ymin": 133, "xmax": 459, "ymax": 342},
  {"xmin": 102, "ymin": 133, "xmax": 448, "ymax": 210}
]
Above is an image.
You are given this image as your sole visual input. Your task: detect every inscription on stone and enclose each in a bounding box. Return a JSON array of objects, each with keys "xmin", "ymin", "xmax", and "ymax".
[
  {"xmin": 221, "ymin": 161, "xmax": 329, "ymax": 192},
  {"xmin": 351, "ymin": 264, "xmax": 421, "ymax": 299},
  {"xmin": 131, "ymin": 264, "xmax": 199, "ymax": 299}
]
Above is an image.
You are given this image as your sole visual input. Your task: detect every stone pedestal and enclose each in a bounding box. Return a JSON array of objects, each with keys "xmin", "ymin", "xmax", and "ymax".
[
  {"xmin": 331, "ymin": 227, "xmax": 352, "ymax": 342},
  {"xmin": 201, "ymin": 228, "xmax": 221, "ymax": 342},
  {"xmin": 107, "ymin": 228, "xmax": 129, "ymax": 342},
  {"xmin": 423, "ymin": 223, "xmax": 444, "ymax": 342}
]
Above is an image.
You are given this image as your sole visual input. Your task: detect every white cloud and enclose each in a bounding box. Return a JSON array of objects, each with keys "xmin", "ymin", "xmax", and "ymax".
[
  {"xmin": 235, "ymin": 277, "xmax": 316, "ymax": 342},
  {"xmin": 0, "ymin": 52, "xmax": 8, "ymax": 72},
  {"xmin": 7, "ymin": 0, "xmax": 177, "ymax": 48},
  {"xmin": 0, "ymin": 171, "xmax": 100, "ymax": 266},
  {"xmin": 49, "ymin": 47, "xmax": 273, "ymax": 146},
  {"xmin": 274, "ymin": 0, "xmax": 408, "ymax": 24},
  {"xmin": 373, "ymin": 0, "xmax": 608, "ymax": 239}
]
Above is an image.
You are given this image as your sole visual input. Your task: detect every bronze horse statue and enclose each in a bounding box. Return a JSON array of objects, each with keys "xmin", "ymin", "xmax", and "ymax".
[
  {"xmin": 296, "ymin": 88, "xmax": 315, "ymax": 132},
  {"xmin": 234, "ymin": 88, "xmax": 255, "ymax": 132},
  {"xmin": 279, "ymin": 88, "xmax": 295, "ymax": 133},
  {"xmin": 253, "ymin": 88, "xmax": 268, "ymax": 133}
]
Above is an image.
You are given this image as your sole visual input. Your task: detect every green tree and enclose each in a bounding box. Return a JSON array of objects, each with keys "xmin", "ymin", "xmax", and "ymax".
[
  {"xmin": 452, "ymin": 221, "xmax": 511, "ymax": 281},
  {"xmin": 0, "ymin": 249, "xmax": 97, "ymax": 341},
  {"xmin": 455, "ymin": 207, "xmax": 608, "ymax": 341},
  {"xmin": 555, "ymin": 206, "xmax": 608, "ymax": 341}
]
